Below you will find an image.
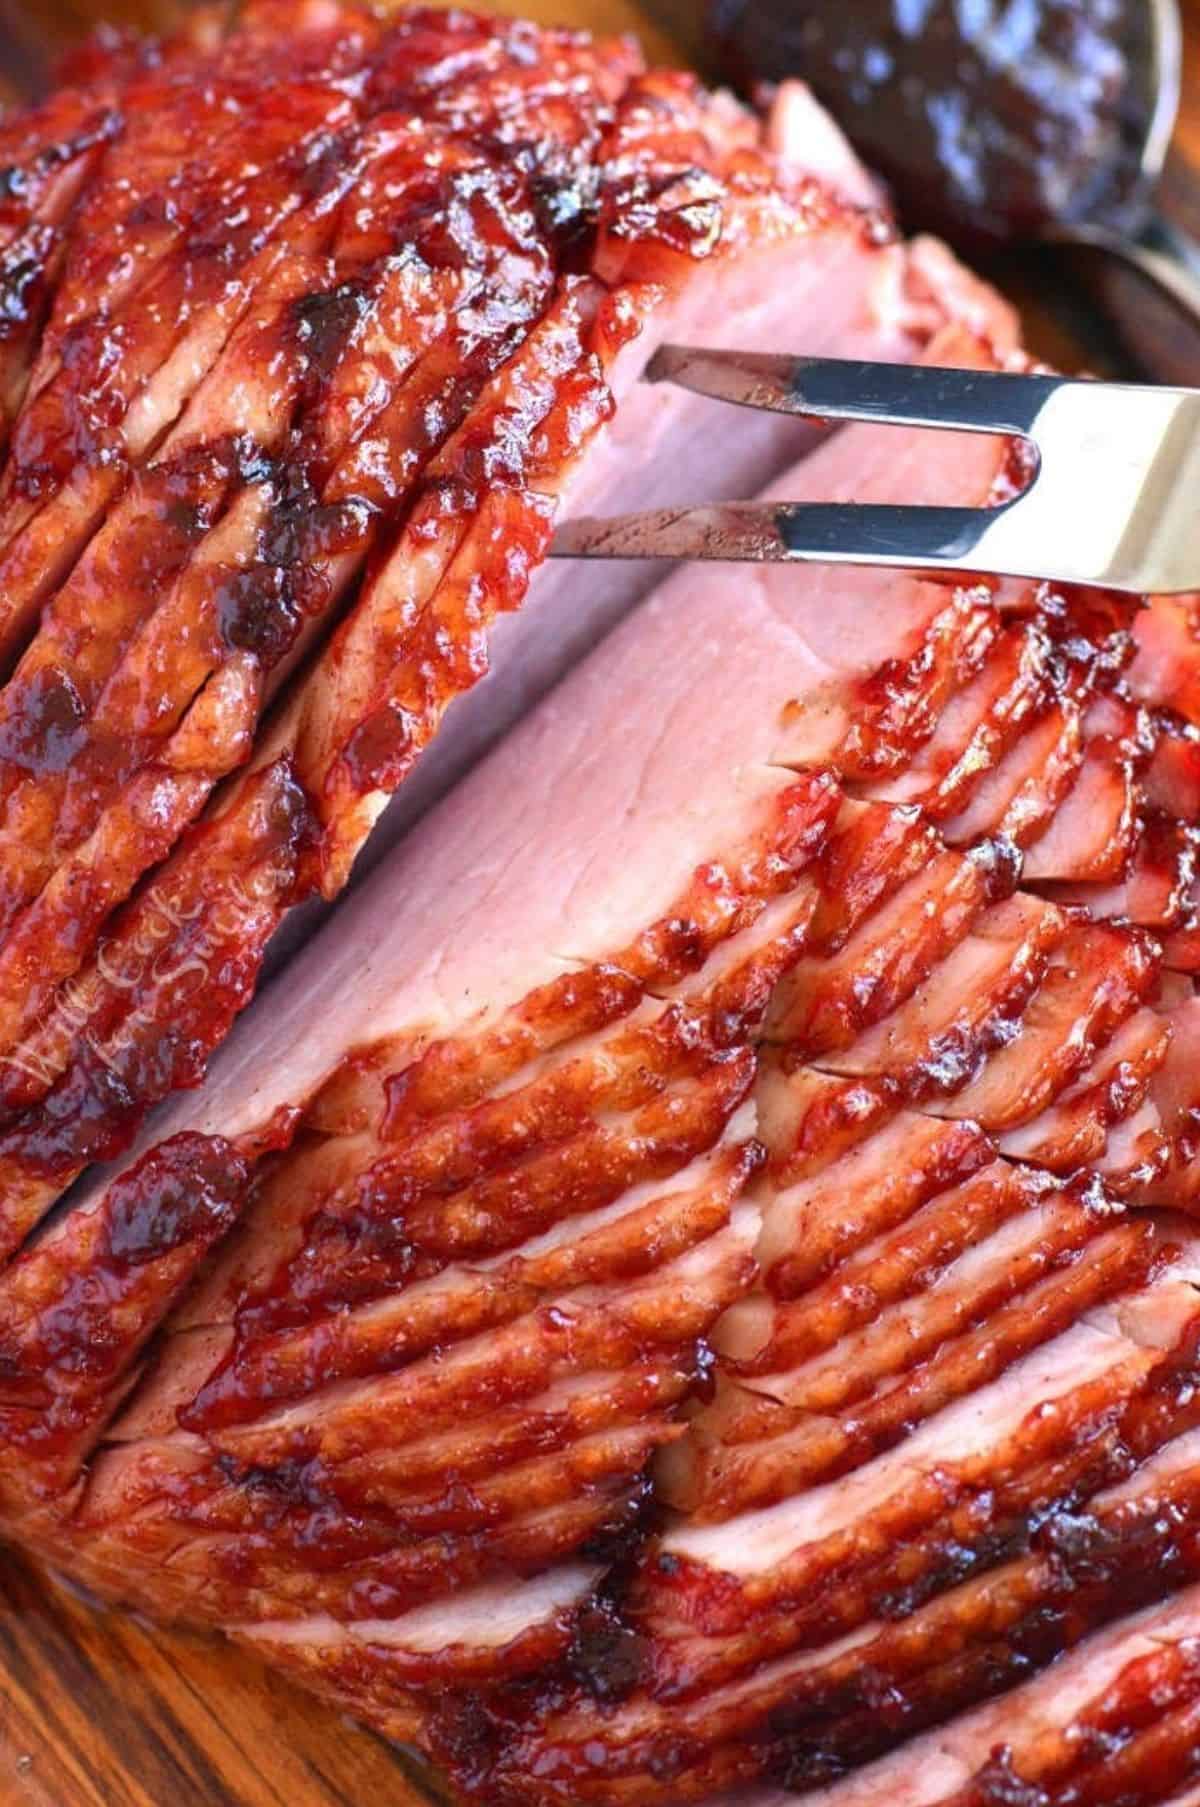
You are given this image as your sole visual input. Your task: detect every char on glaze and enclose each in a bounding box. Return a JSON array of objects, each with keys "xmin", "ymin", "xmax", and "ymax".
[
  {"xmin": 2, "ymin": 6, "xmax": 1200, "ymax": 1806},
  {"xmin": 0, "ymin": 0, "xmax": 922, "ymax": 1231}
]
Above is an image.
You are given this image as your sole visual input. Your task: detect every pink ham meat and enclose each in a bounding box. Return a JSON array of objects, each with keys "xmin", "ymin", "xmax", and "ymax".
[
  {"xmin": 3, "ymin": 8, "xmax": 1200, "ymax": 1807},
  {"xmin": 0, "ymin": 1, "xmax": 944, "ymax": 1241}
]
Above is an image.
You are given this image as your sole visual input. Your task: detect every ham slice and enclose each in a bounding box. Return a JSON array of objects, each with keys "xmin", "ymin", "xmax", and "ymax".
[
  {"xmin": 0, "ymin": 0, "xmax": 954, "ymax": 1241},
  {"xmin": 789, "ymin": 1580, "xmax": 1200, "ymax": 1804},
  {"xmin": 2, "ymin": 8, "xmax": 1200, "ymax": 1807}
]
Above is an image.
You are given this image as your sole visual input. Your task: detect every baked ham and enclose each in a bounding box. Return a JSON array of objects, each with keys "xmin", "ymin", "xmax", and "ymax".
[
  {"xmin": 0, "ymin": 0, "xmax": 942, "ymax": 1244},
  {"xmin": 2, "ymin": 6, "xmax": 1200, "ymax": 1806}
]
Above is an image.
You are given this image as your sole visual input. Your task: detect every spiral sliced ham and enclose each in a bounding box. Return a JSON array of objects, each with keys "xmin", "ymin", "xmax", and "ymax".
[
  {"xmin": 0, "ymin": 0, "xmax": 939, "ymax": 1243},
  {"xmin": 2, "ymin": 7, "xmax": 1200, "ymax": 1807}
]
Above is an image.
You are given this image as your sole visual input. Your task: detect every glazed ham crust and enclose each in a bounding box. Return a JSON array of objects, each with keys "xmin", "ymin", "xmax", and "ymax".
[
  {"xmin": 3, "ymin": 7, "xmax": 1200, "ymax": 1807},
  {"xmin": 0, "ymin": 0, "xmax": 922, "ymax": 1241}
]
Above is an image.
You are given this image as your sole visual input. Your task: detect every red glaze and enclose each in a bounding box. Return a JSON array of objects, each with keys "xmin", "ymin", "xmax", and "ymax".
[{"xmin": 1, "ymin": 10, "xmax": 1200, "ymax": 1807}]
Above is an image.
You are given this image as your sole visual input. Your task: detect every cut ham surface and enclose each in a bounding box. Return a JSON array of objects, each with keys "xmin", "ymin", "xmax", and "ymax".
[
  {"xmin": 0, "ymin": 0, "xmax": 947, "ymax": 1241},
  {"xmin": 1, "ymin": 7, "xmax": 1200, "ymax": 1807}
]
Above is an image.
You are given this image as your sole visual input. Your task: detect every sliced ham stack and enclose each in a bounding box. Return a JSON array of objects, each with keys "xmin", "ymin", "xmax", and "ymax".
[
  {"xmin": 2, "ymin": 7, "xmax": 1200, "ymax": 1806},
  {"xmin": 0, "ymin": 0, "xmax": 932, "ymax": 1244}
]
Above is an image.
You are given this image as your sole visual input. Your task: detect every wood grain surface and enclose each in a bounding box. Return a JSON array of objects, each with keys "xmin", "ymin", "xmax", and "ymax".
[
  {"xmin": 0, "ymin": 3, "xmax": 1198, "ymax": 1804},
  {"xmin": 0, "ymin": 1547, "xmax": 448, "ymax": 1807}
]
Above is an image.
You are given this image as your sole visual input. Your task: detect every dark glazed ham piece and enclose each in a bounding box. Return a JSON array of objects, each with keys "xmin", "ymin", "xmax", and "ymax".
[{"xmin": 2, "ymin": 6, "xmax": 1200, "ymax": 1806}]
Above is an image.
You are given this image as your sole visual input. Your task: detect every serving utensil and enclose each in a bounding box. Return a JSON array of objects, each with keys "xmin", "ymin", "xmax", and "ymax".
[{"xmin": 552, "ymin": 346, "xmax": 1200, "ymax": 594}]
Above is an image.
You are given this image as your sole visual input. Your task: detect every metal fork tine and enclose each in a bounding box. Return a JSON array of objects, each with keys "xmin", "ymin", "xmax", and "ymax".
[
  {"xmin": 646, "ymin": 347, "xmax": 1061, "ymax": 438},
  {"xmin": 553, "ymin": 353, "xmax": 1200, "ymax": 594},
  {"xmin": 552, "ymin": 501, "xmax": 1006, "ymax": 571}
]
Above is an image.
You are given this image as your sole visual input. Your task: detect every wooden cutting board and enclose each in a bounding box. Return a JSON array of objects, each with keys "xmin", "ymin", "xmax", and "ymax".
[{"xmin": 1, "ymin": 4, "xmax": 1198, "ymax": 1804}]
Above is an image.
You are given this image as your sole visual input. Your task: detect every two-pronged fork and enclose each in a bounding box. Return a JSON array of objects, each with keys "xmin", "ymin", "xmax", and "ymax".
[{"xmin": 551, "ymin": 349, "xmax": 1200, "ymax": 595}]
